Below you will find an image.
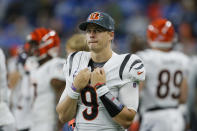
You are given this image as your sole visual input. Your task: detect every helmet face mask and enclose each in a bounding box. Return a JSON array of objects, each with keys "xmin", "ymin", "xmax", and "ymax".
[
  {"xmin": 26, "ymin": 28, "xmax": 60, "ymax": 60},
  {"xmin": 27, "ymin": 40, "xmax": 39, "ymax": 57},
  {"xmin": 147, "ymin": 18, "xmax": 175, "ymax": 49}
]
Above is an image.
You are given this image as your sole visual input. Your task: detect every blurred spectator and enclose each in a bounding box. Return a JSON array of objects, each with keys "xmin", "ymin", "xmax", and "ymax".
[
  {"xmin": 0, "ymin": 0, "xmax": 197, "ymax": 57},
  {"xmin": 177, "ymin": 22, "xmax": 197, "ymax": 55},
  {"xmin": 129, "ymin": 35, "xmax": 147, "ymax": 54},
  {"xmin": 146, "ymin": 0, "xmax": 162, "ymax": 20}
]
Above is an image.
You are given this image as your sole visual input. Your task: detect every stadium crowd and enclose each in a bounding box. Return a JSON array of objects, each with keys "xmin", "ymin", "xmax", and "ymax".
[{"xmin": 0, "ymin": 0, "xmax": 197, "ymax": 55}]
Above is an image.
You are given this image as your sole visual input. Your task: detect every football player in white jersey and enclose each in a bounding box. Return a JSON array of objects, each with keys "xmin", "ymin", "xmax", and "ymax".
[
  {"xmin": 0, "ymin": 48, "xmax": 15, "ymax": 131},
  {"xmin": 57, "ymin": 11, "xmax": 145, "ymax": 131},
  {"xmin": 137, "ymin": 18, "xmax": 189, "ymax": 131},
  {"xmin": 9, "ymin": 49, "xmax": 37, "ymax": 131},
  {"xmin": 25, "ymin": 28, "xmax": 66, "ymax": 131}
]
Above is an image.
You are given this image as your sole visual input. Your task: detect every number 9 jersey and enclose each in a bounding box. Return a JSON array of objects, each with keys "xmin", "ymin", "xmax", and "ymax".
[
  {"xmin": 137, "ymin": 49, "xmax": 189, "ymax": 113},
  {"xmin": 60, "ymin": 51, "xmax": 145, "ymax": 131}
]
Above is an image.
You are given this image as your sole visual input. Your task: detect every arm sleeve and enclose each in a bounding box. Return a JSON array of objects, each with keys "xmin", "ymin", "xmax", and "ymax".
[{"xmin": 119, "ymin": 82, "xmax": 139, "ymax": 112}]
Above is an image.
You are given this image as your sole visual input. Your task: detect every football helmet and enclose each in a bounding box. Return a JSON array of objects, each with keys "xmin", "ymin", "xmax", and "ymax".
[
  {"xmin": 147, "ymin": 18, "xmax": 175, "ymax": 49},
  {"xmin": 26, "ymin": 27, "xmax": 60, "ymax": 59}
]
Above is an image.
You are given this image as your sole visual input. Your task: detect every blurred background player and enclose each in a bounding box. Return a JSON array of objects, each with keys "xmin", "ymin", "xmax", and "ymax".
[
  {"xmin": 0, "ymin": 48, "xmax": 15, "ymax": 131},
  {"xmin": 25, "ymin": 28, "xmax": 66, "ymax": 131},
  {"xmin": 137, "ymin": 18, "xmax": 189, "ymax": 131},
  {"xmin": 8, "ymin": 44, "xmax": 35, "ymax": 131}
]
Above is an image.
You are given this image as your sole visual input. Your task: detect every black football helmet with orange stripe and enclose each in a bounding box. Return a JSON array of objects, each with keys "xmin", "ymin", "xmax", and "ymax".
[{"xmin": 26, "ymin": 28, "xmax": 60, "ymax": 60}]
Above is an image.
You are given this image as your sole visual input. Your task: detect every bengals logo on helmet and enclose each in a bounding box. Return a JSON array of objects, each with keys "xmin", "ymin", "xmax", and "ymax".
[{"xmin": 88, "ymin": 12, "xmax": 100, "ymax": 20}]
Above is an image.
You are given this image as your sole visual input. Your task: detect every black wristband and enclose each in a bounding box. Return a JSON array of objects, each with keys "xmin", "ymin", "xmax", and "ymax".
[{"xmin": 100, "ymin": 92, "xmax": 124, "ymax": 117}]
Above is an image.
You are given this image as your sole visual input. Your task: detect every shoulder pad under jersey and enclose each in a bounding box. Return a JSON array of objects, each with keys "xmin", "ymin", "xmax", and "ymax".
[
  {"xmin": 63, "ymin": 51, "xmax": 79, "ymax": 77},
  {"xmin": 65, "ymin": 51, "xmax": 90, "ymax": 77}
]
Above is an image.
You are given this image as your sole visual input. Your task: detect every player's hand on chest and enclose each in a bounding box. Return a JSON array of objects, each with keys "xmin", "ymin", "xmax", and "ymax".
[
  {"xmin": 73, "ymin": 67, "xmax": 107, "ymax": 92},
  {"xmin": 73, "ymin": 68, "xmax": 91, "ymax": 92},
  {"xmin": 90, "ymin": 68, "xmax": 106, "ymax": 87}
]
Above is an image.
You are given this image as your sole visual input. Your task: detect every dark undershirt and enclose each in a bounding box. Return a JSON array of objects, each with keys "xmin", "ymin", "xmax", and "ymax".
[{"xmin": 88, "ymin": 59, "xmax": 107, "ymax": 71}]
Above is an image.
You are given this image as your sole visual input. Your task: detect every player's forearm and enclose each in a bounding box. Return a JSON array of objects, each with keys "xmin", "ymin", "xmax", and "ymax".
[
  {"xmin": 112, "ymin": 107, "xmax": 136, "ymax": 129},
  {"xmin": 56, "ymin": 95, "xmax": 77, "ymax": 123},
  {"xmin": 96, "ymin": 84, "xmax": 136, "ymax": 129},
  {"xmin": 51, "ymin": 79, "xmax": 66, "ymax": 89}
]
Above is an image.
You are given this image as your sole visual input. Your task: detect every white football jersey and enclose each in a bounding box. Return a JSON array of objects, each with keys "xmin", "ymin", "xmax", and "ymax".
[
  {"xmin": 30, "ymin": 57, "xmax": 65, "ymax": 128},
  {"xmin": 10, "ymin": 68, "xmax": 34, "ymax": 130},
  {"xmin": 0, "ymin": 48, "xmax": 15, "ymax": 126},
  {"xmin": 10, "ymin": 56, "xmax": 39, "ymax": 130},
  {"xmin": 137, "ymin": 49, "xmax": 189, "ymax": 113},
  {"xmin": 60, "ymin": 51, "xmax": 145, "ymax": 131}
]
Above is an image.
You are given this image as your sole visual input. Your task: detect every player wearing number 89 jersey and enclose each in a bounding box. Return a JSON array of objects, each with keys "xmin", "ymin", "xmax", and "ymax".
[
  {"xmin": 137, "ymin": 18, "xmax": 189, "ymax": 131},
  {"xmin": 137, "ymin": 50, "xmax": 189, "ymax": 112}
]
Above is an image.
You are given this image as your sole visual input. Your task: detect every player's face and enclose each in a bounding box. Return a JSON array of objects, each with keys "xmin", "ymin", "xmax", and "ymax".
[{"xmin": 86, "ymin": 24, "xmax": 113, "ymax": 52}]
